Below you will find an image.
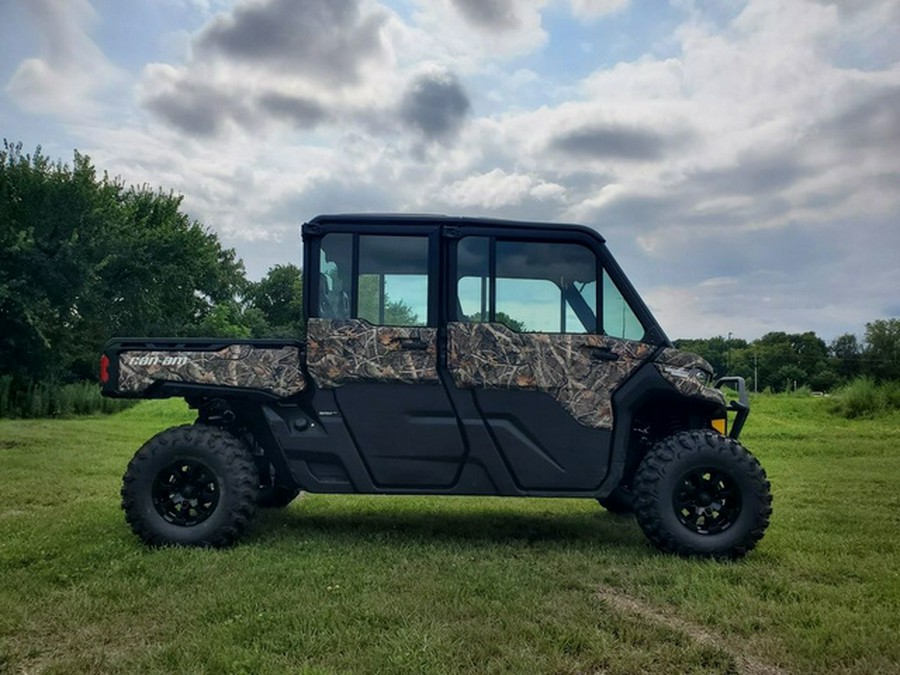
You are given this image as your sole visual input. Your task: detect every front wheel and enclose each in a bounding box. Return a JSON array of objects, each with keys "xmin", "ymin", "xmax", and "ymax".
[
  {"xmin": 121, "ymin": 425, "xmax": 259, "ymax": 548},
  {"xmin": 633, "ymin": 430, "xmax": 772, "ymax": 559}
]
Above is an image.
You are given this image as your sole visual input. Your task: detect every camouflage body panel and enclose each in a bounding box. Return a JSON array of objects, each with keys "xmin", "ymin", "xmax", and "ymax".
[
  {"xmin": 656, "ymin": 348, "xmax": 713, "ymax": 371},
  {"xmin": 447, "ymin": 322, "xmax": 653, "ymax": 429},
  {"xmin": 117, "ymin": 344, "xmax": 306, "ymax": 398},
  {"xmin": 654, "ymin": 349, "xmax": 726, "ymax": 407},
  {"xmin": 306, "ymin": 318, "xmax": 439, "ymax": 389}
]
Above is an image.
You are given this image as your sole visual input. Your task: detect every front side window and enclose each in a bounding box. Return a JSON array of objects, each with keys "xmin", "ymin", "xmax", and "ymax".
[
  {"xmin": 496, "ymin": 240, "xmax": 597, "ymax": 333},
  {"xmin": 455, "ymin": 237, "xmax": 598, "ymax": 334},
  {"xmin": 602, "ymin": 270, "xmax": 644, "ymax": 341},
  {"xmin": 454, "ymin": 235, "xmax": 647, "ymax": 339}
]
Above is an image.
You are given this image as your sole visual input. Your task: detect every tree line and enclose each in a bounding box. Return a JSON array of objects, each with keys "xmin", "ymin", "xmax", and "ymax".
[
  {"xmin": 2, "ymin": 141, "xmax": 897, "ymax": 405},
  {"xmin": 675, "ymin": 320, "xmax": 900, "ymax": 393},
  {"xmin": 0, "ymin": 141, "xmax": 303, "ymax": 398}
]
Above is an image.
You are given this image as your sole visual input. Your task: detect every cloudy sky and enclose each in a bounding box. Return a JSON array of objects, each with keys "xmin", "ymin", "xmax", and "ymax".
[{"xmin": 2, "ymin": 0, "xmax": 898, "ymax": 340}]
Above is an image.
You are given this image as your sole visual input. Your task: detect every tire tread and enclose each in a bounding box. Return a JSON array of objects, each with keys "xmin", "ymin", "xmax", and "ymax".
[
  {"xmin": 633, "ymin": 429, "xmax": 772, "ymax": 559},
  {"xmin": 121, "ymin": 424, "xmax": 259, "ymax": 548}
]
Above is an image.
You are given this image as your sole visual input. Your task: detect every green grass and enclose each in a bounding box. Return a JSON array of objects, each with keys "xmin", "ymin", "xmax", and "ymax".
[{"xmin": 1, "ymin": 396, "xmax": 899, "ymax": 674}]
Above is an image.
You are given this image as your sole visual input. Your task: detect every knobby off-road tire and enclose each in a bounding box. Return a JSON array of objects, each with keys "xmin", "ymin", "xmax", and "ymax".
[
  {"xmin": 633, "ymin": 430, "xmax": 772, "ymax": 559},
  {"xmin": 597, "ymin": 486, "xmax": 635, "ymax": 515},
  {"xmin": 121, "ymin": 424, "xmax": 259, "ymax": 548}
]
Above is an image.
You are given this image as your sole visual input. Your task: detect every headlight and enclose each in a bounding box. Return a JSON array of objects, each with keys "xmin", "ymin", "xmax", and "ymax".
[
  {"xmin": 661, "ymin": 364, "xmax": 712, "ymax": 386},
  {"xmin": 688, "ymin": 367, "xmax": 711, "ymax": 386}
]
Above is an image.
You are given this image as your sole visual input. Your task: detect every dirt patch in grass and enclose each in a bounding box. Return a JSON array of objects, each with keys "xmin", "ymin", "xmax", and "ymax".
[
  {"xmin": 596, "ymin": 585, "xmax": 785, "ymax": 675},
  {"xmin": 0, "ymin": 440, "xmax": 19, "ymax": 449}
]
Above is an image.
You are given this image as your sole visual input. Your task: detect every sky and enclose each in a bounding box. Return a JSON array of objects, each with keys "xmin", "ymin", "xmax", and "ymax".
[{"xmin": 2, "ymin": 0, "xmax": 899, "ymax": 341}]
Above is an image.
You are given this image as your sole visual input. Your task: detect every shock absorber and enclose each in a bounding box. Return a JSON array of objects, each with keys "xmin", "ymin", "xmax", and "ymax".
[{"xmin": 196, "ymin": 398, "xmax": 235, "ymax": 426}]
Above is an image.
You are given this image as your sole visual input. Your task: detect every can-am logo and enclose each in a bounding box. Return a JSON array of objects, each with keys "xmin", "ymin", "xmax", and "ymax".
[{"xmin": 127, "ymin": 354, "xmax": 190, "ymax": 367}]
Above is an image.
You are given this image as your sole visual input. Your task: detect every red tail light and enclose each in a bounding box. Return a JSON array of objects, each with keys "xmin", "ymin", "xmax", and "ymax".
[{"xmin": 99, "ymin": 354, "xmax": 110, "ymax": 384}]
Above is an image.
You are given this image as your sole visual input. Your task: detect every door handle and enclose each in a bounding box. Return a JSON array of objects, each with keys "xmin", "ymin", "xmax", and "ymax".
[
  {"xmin": 396, "ymin": 337, "xmax": 429, "ymax": 351},
  {"xmin": 589, "ymin": 347, "xmax": 620, "ymax": 362}
]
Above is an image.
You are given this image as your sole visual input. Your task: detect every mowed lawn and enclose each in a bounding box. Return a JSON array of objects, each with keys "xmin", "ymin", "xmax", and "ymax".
[{"xmin": 1, "ymin": 395, "xmax": 898, "ymax": 674}]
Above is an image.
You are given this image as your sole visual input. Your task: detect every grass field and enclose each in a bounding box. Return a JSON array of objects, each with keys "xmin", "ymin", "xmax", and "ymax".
[{"xmin": 1, "ymin": 395, "xmax": 899, "ymax": 674}]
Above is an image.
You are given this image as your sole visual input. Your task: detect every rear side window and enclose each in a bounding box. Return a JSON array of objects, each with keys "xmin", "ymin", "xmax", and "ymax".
[
  {"xmin": 317, "ymin": 232, "xmax": 430, "ymax": 326},
  {"xmin": 358, "ymin": 235, "xmax": 428, "ymax": 327},
  {"xmin": 319, "ymin": 234, "xmax": 352, "ymax": 319}
]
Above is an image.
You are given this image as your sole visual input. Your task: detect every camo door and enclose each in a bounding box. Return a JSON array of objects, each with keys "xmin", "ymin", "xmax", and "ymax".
[
  {"xmin": 447, "ymin": 235, "xmax": 651, "ymax": 490},
  {"xmin": 306, "ymin": 229, "xmax": 466, "ymax": 488}
]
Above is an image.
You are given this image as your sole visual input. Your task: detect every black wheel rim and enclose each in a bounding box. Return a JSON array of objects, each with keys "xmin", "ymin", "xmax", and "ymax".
[
  {"xmin": 672, "ymin": 467, "xmax": 741, "ymax": 535},
  {"xmin": 152, "ymin": 460, "xmax": 220, "ymax": 527}
]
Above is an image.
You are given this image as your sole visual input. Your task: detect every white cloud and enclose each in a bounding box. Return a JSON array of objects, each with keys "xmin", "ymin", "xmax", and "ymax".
[
  {"xmin": 135, "ymin": 0, "xmax": 484, "ymax": 149},
  {"xmin": 407, "ymin": 0, "xmax": 548, "ymax": 64},
  {"xmin": 582, "ymin": 57, "xmax": 685, "ymax": 100},
  {"xmin": 539, "ymin": 0, "xmax": 900, "ymax": 244},
  {"xmin": 438, "ymin": 169, "xmax": 566, "ymax": 209},
  {"xmin": 5, "ymin": 0, "xmax": 123, "ymax": 116},
  {"xmin": 569, "ymin": 0, "xmax": 630, "ymax": 21}
]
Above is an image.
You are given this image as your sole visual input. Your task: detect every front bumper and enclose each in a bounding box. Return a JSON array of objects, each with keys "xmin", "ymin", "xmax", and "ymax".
[{"xmin": 715, "ymin": 376, "xmax": 750, "ymax": 439}]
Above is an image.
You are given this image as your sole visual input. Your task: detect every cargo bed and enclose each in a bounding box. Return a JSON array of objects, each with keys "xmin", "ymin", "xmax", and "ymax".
[{"xmin": 101, "ymin": 338, "xmax": 307, "ymax": 400}]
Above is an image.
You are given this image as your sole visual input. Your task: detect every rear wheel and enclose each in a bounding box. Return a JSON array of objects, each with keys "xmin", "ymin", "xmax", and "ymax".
[
  {"xmin": 121, "ymin": 425, "xmax": 259, "ymax": 547},
  {"xmin": 633, "ymin": 430, "xmax": 771, "ymax": 559}
]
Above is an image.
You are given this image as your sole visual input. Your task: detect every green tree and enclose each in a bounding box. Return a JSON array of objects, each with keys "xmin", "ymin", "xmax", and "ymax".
[
  {"xmin": 863, "ymin": 319, "xmax": 900, "ymax": 381},
  {"xmin": 357, "ymin": 275, "xmax": 420, "ymax": 326},
  {"xmin": 0, "ymin": 141, "xmax": 247, "ymax": 384},
  {"xmin": 752, "ymin": 332, "xmax": 827, "ymax": 391},
  {"xmin": 469, "ymin": 311, "xmax": 527, "ymax": 332},
  {"xmin": 245, "ymin": 264, "xmax": 305, "ymax": 338},
  {"xmin": 774, "ymin": 364, "xmax": 807, "ymax": 392},
  {"xmin": 830, "ymin": 333, "xmax": 862, "ymax": 380},
  {"xmin": 674, "ymin": 331, "xmax": 835, "ymax": 391},
  {"xmin": 1, "ymin": 143, "xmax": 118, "ymax": 381},
  {"xmin": 187, "ymin": 301, "xmax": 271, "ymax": 339},
  {"xmin": 792, "ymin": 332, "xmax": 828, "ymax": 376},
  {"xmin": 809, "ymin": 368, "xmax": 839, "ymax": 392},
  {"xmin": 673, "ymin": 336, "xmax": 748, "ymax": 376}
]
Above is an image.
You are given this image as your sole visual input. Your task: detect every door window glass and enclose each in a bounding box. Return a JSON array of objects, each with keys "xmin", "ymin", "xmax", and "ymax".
[
  {"xmin": 454, "ymin": 237, "xmax": 598, "ymax": 333},
  {"xmin": 495, "ymin": 278, "xmax": 561, "ymax": 332},
  {"xmin": 452, "ymin": 236, "xmax": 648, "ymax": 339},
  {"xmin": 495, "ymin": 240, "xmax": 597, "ymax": 333},
  {"xmin": 358, "ymin": 235, "xmax": 428, "ymax": 326}
]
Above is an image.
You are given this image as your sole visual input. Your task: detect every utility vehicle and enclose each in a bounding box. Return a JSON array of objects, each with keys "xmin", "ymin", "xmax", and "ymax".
[{"xmin": 102, "ymin": 214, "xmax": 771, "ymax": 558}]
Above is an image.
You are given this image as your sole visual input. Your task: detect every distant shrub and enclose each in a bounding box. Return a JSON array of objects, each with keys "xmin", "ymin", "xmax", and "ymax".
[
  {"xmin": 0, "ymin": 377, "xmax": 135, "ymax": 419},
  {"xmin": 829, "ymin": 377, "xmax": 900, "ymax": 419},
  {"xmin": 883, "ymin": 380, "xmax": 900, "ymax": 410}
]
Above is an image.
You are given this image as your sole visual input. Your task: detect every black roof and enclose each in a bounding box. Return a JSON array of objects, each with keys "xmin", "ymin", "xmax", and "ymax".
[{"xmin": 306, "ymin": 213, "xmax": 606, "ymax": 243}]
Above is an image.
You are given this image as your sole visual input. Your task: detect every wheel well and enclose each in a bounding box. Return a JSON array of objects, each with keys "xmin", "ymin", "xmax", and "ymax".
[
  {"xmin": 620, "ymin": 394, "xmax": 717, "ymax": 487},
  {"xmin": 186, "ymin": 396, "xmax": 297, "ymax": 491}
]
